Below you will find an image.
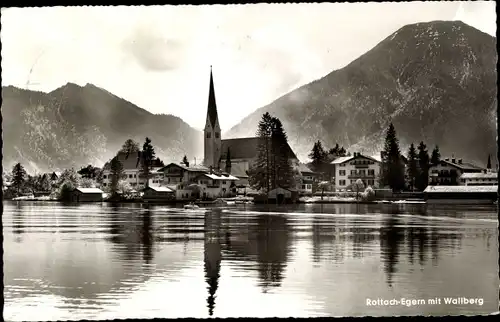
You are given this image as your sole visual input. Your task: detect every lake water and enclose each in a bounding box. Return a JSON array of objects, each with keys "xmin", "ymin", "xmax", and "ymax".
[{"xmin": 3, "ymin": 201, "xmax": 498, "ymax": 320}]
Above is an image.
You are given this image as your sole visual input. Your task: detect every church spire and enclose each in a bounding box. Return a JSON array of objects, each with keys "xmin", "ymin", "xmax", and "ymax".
[{"xmin": 207, "ymin": 65, "xmax": 218, "ymax": 128}]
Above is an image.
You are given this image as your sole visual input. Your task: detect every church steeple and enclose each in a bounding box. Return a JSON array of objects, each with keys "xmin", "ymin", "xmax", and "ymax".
[
  {"xmin": 207, "ymin": 65, "xmax": 219, "ymax": 128},
  {"xmin": 203, "ymin": 66, "xmax": 222, "ymax": 168}
]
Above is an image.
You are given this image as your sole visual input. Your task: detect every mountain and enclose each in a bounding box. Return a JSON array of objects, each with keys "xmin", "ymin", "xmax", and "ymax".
[
  {"xmin": 2, "ymin": 83, "xmax": 203, "ymax": 173},
  {"xmin": 226, "ymin": 21, "xmax": 497, "ymax": 167}
]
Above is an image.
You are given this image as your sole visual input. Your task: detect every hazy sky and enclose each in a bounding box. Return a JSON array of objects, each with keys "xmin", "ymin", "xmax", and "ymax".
[{"xmin": 1, "ymin": 2, "xmax": 496, "ymax": 131}]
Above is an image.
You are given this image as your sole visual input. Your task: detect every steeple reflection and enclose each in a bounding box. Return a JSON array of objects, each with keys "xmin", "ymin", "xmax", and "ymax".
[{"xmin": 204, "ymin": 209, "xmax": 222, "ymax": 317}]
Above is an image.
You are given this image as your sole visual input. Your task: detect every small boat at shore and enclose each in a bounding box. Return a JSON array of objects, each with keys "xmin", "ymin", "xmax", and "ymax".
[{"xmin": 184, "ymin": 203, "xmax": 200, "ymax": 210}]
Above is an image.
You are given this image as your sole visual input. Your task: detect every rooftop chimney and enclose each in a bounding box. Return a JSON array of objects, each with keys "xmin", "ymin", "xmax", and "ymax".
[
  {"xmin": 458, "ymin": 159, "xmax": 462, "ymax": 164},
  {"xmin": 445, "ymin": 158, "xmax": 450, "ymax": 162},
  {"xmin": 452, "ymin": 158, "xmax": 456, "ymax": 163}
]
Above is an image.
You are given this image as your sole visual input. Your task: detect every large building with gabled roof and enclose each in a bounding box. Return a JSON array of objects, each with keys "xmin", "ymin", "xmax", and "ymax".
[{"xmin": 202, "ymin": 67, "xmax": 299, "ymax": 185}]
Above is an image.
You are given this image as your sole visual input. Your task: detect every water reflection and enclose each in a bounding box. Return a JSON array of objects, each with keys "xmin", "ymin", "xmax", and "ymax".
[
  {"xmin": 12, "ymin": 202, "xmax": 26, "ymax": 239},
  {"xmin": 380, "ymin": 214, "xmax": 405, "ymax": 287},
  {"xmin": 2, "ymin": 201, "xmax": 498, "ymax": 319},
  {"xmin": 255, "ymin": 215, "xmax": 290, "ymax": 290},
  {"xmin": 105, "ymin": 203, "xmax": 155, "ymax": 264},
  {"xmin": 204, "ymin": 210, "xmax": 222, "ymax": 316}
]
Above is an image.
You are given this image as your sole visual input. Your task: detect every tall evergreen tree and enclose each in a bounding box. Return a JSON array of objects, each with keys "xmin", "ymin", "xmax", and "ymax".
[
  {"xmin": 270, "ymin": 117, "xmax": 294, "ymax": 189},
  {"xmin": 110, "ymin": 156, "xmax": 124, "ymax": 196},
  {"xmin": 11, "ymin": 163, "xmax": 27, "ymax": 196},
  {"xmin": 487, "ymin": 154, "xmax": 492, "ymax": 169},
  {"xmin": 416, "ymin": 142, "xmax": 430, "ymax": 191},
  {"xmin": 430, "ymin": 145, "xmax": 441, "ymax": 166},
  {"xmin": 249, "ymin": 112, "xmax": 274, "ymax": 192},
  {"xmin": 380, "ymin": 123, "xmax": 405, "ymax": 191},
  {"xmin": 138, "ymin": 137, "xmax": 156, "ymax": 188},
  {"xmin": 308, "ymin": 140, "xmax": 327, "ymax": 173},
  {"xmin": 406, "ymin": 143, "xmax": 419, "ymax": 191}
]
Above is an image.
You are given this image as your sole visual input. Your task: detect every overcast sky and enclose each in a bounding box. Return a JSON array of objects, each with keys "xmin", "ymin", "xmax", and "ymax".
[{"xmin": 1, "ymin": 2, "xmax": 496, "ymax": 131}]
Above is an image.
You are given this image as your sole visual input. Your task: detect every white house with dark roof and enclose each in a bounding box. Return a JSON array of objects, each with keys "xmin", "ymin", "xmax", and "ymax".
[
  {"xmin": 201, "ymin": 66, "xmax": 299, "ymax": 188},
  {"xmin": 428, "ymin": 157, "xmax": 483, "ymax": 186},
  {"xmin": 332, "ymin": 152, "xmax": 382, "ymax": 191},
  {"xmin": 193, "ymin": 173, "xmax": 239, "ymax": 199}
]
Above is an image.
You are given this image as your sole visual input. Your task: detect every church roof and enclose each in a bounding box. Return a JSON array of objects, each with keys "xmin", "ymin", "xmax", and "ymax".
[
  {"xmin": 220, "ymin": 137, "xmax": 298, "ymax": 161},
  {"xmin": 207, "ymin": 66, "xmax": 218, "ymax": 128}
]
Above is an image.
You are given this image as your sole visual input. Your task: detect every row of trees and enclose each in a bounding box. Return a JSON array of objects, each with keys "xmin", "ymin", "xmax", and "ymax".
[
  {"xmin": 248, "ymin": 112, "xmax": 296, "ymax": 192},
  {"xmin": 5, "ymin": 137, "xmax": 162, "ymax": 201},
  {"xmin": 380, "ymin": 123, "xmax": 441, "ymax": 192},
  {"xmin": 308, "ymin": 140, "xmax": 349, "ymax": 175}
]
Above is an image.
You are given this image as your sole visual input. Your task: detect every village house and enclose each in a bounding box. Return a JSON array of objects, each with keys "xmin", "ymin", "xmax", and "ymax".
[
  {"xmin": 101, "ymin": 151, "xmax": 164, "ymax": 189},
  {"xmin": 332, "ymin": 152, "xmax": 382, "ymax": 191},
  {"xmin": 69, "ymin": 187, "xmax": 103, "ymax": 202},
  {"xmin": 459, "ymin": 170, "xmax": 498, "ymax": 186},
  {"xmin": 157, "ymin": 162, "xmax": 210, "ymax": 200},
  {"xmin": 267, "ymin": 186, "xmax": 299, "ymax": 204},
  {"xmin": 193, "ymin": 172, "xmax": 240, "ymax": 199},
  {"xmin": 143, "ymin": 186, "xmax": 175, "ymax": 202},
  {"xmin": 202, "ymin": 67, "xmax": 299, "ymax": 188},
  {"xmin": 296, "ymin": 163, "xmax": 319, "ymax": 195},
  {"xmin": 428, "ymin": 158, "xmax": 483, "ymax": 186}
]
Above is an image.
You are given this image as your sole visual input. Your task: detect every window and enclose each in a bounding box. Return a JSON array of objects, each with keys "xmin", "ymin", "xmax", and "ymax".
[
  {"xmin": 351, "ymin": 170, "xmax": 356, "ymax": 175},
  {"xmin": 340, "ymin": 163, "xmax": 346, "ymax": 167},
  {"xmin": 206, "ymin": 132, "xmax": 211, "ymax": 138},
  {"xmin": 368, "ymin": 169, "xmax": 375, "ymax": 175},
  {"xmin": 215, "ymin": 132, "xmax": 220, "ymax": 138},
  {"xmin": 306, "ymin": 184, "xmax": 312, "ymax": 189},
  {"xmin": 103, "ymin": 183, "xmax": 107, "ymax": 187},
  {"xmin": 360, "ymin": 170, "xmax": 366, "ymax": 175},
  {"xmin": 350, "ymin": 180, "xmax": 355, "ymax": 184},
  {"xmin": 222, "ymin": 180, "xmax": 226, "ymax": 184},
  {"xmin": 134, "ymin": 174, "xmax": 137, "ymax": 178},
  {"xmin": 302, "ymin": 184, "xmax": 306, "ymax": 189},
  {"xmin": 103, "ymin": 175, "xmax": 107, "ymax": 179},
  {"xmin": 129, "ymin": 174, "xmax": 133, "ymax": 178},
  {"xmin": 339, "ymin": 170, "xmax": 346, "ymax": 176},
  {"xmin": 339, "ymin": 180, "xmax": 346, "ymax": 186}
]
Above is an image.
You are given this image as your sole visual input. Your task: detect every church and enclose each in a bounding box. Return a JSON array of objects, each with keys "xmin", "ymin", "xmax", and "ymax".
[{"xmin": 202, "ymin": 67, "xmax": 299, "ymax": 186}]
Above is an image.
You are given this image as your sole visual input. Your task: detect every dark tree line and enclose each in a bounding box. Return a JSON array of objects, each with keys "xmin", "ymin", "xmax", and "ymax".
[
  {"xmin": 380, "ymin": 123, "xmax": 441, "ymax": 192},
  {"xmin": 308, "ymin": 141, "xmax": 348, "ymax": 178}
]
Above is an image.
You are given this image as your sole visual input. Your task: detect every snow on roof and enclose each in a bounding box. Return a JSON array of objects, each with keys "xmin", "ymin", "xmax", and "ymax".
[
  {"xmin": 203, "ymin": 173, "xmax": 239, "ymax": 181},
  {"xmin": 331, "ymin": 153, "xmax": 381, "ymax": 164},
  {"xmin": 424, "ymin": 185, "xmax": 498, "ymax": 193},
  {"xmin": 460, "ymin": 172, "xmax": 498, "ymax": 179},
  {"xmin": 297, "ymin": 163, "xmax": 315, "ymax": 174},
  {"xmin": 146, "ymin": 186, "xmax": 174, "ymax": 192},
  {"xmin": 76, "ymin": 188, "xmax": 103, "ymax": 194},
  {"xmin": 159, "ymin": 163, "xmax": 210, "ymax": 173},
  {"xmin": 331, "ymin": 156, "xmax": 354, "ymax": 164},
  {"xmin": 165, "ymin": 184, "xmax": 178, "ymax": 191}
]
